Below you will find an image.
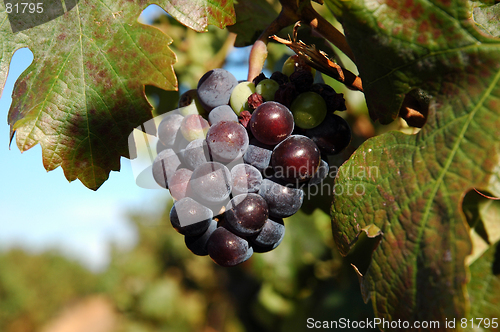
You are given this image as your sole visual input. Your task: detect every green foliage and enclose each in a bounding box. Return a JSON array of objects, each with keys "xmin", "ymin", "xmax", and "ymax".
[
  {"xmin": 0, "ymin": 202, "xmax": 375, "ymax": 332},
  {"xmin": 0, "ymin": 249, "xmax": 98, "ymax": 332}
]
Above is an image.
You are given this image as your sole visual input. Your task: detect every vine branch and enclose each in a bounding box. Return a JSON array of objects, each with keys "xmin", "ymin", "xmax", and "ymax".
[{"xmin": 248, "ymin": 0, "xmax": 359, "ymax": 91}]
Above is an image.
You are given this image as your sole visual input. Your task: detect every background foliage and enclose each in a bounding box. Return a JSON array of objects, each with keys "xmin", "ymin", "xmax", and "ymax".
[{"xmin": 0, "ymin": 201, "xmax": 376, "ymax": 332}]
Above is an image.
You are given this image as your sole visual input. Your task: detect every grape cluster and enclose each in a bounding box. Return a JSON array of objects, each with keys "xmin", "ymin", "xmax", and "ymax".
[{"xmin": 152, "ymin": 58, "xmax": 351, "ymax": 267}]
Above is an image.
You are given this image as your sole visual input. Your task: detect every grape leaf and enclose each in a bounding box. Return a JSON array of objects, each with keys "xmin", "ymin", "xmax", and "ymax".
[
  {"xmin": 472, "ymin": 3, "xmax": 500, "ymax": 38},
  {"xmin": 468, "ymin": 241, "xmax": 500, "ymax": 322},
  {"xmin": 1, "ymin": 0, "xmax": 235, "ymax": 190},
  {"xmin": 227, "ymin": 0, "xmax": 278, "ymax": 47},
  {"xmin": 161, "ymin": 0, "xmax": 235, "ymax": 32},
  {"xmin": 327, "ymin": 0, "xmax": 500, "ymax": 323}
]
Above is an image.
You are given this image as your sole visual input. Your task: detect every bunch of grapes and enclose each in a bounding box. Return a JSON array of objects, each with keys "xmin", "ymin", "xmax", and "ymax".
[{"xmin": 152, "ymin": 56, "xmax": 351, "ymax": 267}]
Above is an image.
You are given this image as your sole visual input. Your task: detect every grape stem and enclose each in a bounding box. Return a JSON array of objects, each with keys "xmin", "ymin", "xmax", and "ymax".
[
  {"xmin": 248, "ymin": 0, "xmax": 359, "ymax": 89},
  {"xmin": 271, "ymin": 30, "xmax": 363, "ymax": 92}
]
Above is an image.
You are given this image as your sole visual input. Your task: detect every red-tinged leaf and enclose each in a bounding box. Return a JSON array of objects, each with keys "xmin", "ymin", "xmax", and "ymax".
[
  {"xmin": 327, "ymin": 0, "xmax": 500, "ymax": 324},
  {"xmin": 161, "ymin": 0, "xmax": 235, "ymax": 32},
  {"xmin": 2, "ymin": 0, "xmax": 176, "ymax": 190}
]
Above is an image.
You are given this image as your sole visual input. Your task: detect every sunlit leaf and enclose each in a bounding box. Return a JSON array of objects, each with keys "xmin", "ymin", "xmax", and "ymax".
[{"xmin": 327, "ymin": 0, "xmax": 500, "ymax": 323}]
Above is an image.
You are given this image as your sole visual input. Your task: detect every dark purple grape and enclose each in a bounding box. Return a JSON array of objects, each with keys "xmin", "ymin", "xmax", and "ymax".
[
  {"xmin": 185, "ymin": 219, "xmax": 218, "ymax": 256},
  {"xmin": 270, "ymin": 71, "xmax": 288, "ymax": 85},
  {"xmin": 310, "ymin": 83, "xmax": 346, "ymax": 112},
  {"xmin": 252, "ymin": 72, "xmax": 267, "ymax": 85},
  {"xmin": 190, "ymin": 162, "xmax": 232, "ymax": 205},
  {"xmin": 170, "ymin": 197, "xmax": 213, "ymax": 236},
  {"xmin": 258, "ymin": 179, "xmax": 304, "ymax": 218},
  {"xmin": 207, "ymin": 227, "xmax": 253, "ymax": 267},
  {"xmin": 168, "ymin": 168, "xmax": 193, "ymax": 201},
  {"xmin": 250, "ymin": 217, "xmax": 285, "ymax": 253},
  {"xmin": 225, "ymin": 194, "xmax": 269, "ymax": 237},
  {"xmin": 206, "ymin": 121, "xmax": 249, "ymax": 163},
  {"xmin": 289, "ymin": 70, "xmax": 314, "ymax": 93},
  {"xmin": 304, "ymin": 113, "xmax": 351, "ymax": 155},
  {"xmin": 271, "ymin": 135, "xmax": 320, "ymax": 183},
  {"xmin": 243, "ymin": 138, "xmax": 273, "ymax": 173},
  {"xmin": 181, "ymin": 139, "xmax": 211, "ymax": 170},
  {"xmin": 178, "ymin": 89, "xmax": 198, "ymax": 107},
  {"xmin": 152, "ymin": 148, "xmax": 183, "ymax": 188},
  {"xmin": 307, "ymin": 159, "xmax": 329, "ymax": 187},
  {"xmin": 157, "ymin": 113, "xmax": 185, "ymax": 148},
  {"xmin": 197, "ymin": 68, "xmax": 238, "ymax": 112},
  {"xmin": 231, "ymin": 164, "xmax": 262, "ymax": 196},
  {"xmin": 274, "ymin": 82, "xmax": 297, "ymax": 108},
  {"xmin": 249, "ymin": 101, "xmax": 294, "ymax": 146},
  {"xmin": 208, "ymin": 105, "xmax": 238, "ymax": 125}
]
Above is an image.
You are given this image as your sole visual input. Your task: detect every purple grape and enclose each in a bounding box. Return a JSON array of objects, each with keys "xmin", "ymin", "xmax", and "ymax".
[
  {"xmin": 170, "ymin": 197, "xmax": 213, "ymax": 236},
  {"xmin": 206, "ymin": 121, "xmax": 249, "ymax": 163},
  {"xmin": 225, "ymin": 193, "xmax": 269, "ymax": 237},
  {"xmin": 258, "ymin": 179, "xmax": 304, "ymax": 218},
  {"xmin": 271, "ymin": 135, "xmax": 321, "ymax": 183},
  {"xmin": 207, "ymin": 227, "xmax": 253, "ymax": 267},
  {"xmin": 197, "ymin": 68, "xmax": 238, "ymax": 112},
  {"xmin": 249, "ymin": 101, "xmax": 294, "ymax": 146},
  {"xmin": 190, "ymin": 162, "xmax": 232, "ymax": 205},
  {"xmin": 208, "ymin": 105, "xmax": 238, "ymax": 125},
  {"xmin": 185, "ymin": 219, "xmax": 218, "ymax": 256},
  {"xmin": 304, "ymin": 113, "xmax": 351, "ymax": 155},
  {"xmin": 231, "ymin": 164, "xmax": 262, "ymax": 196},
  {"xmin": 157, "ymin": 113, "xmax": 185, "ymax": 147},
  {"xmin": 181, "ymin": 139, "xmax": 211, "ymax": 170},
  {"xmin": 168, "ymin": 168, "xmax": 193, "ymax": 201},
  {"xmin": 152, "ymin": 148, "xmax": 183, "ymax": 188},
  {"xmin": 310, "ymin": 83, "xmax": 346, "ymax": 112},
  {"xmin": 250, "ymin": 217, "xmax": 285, "ymax": 253},
  {"xmin": 243, "ymin": 138, "xmax": 273, "ymax": 173}
]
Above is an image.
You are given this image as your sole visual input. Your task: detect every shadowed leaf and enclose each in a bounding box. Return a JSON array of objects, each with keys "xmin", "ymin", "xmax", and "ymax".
[
  {"xmin": 161, "ymin": 0, "xmax": 235, "ymax": 32},
  {"xmin": 227, "ymin": 0, "xmax": 278, "ymax": 47},
  {"xmin": 468, "ymin": 242, "xmax": 500, "ymax": 323}
]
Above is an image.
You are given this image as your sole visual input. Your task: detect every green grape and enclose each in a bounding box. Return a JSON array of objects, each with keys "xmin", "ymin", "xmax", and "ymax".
[
  {"xmin": 282, "ymin": 56, "xmax": 296, "ymax": 77},
  {"xmin": 282, "ymin": 55, "xmax": 316, "ymax": 77},
  {"xmin": 256, "ymin": 79, "xmax": 279, "ymax": 101},
  {"xmin": 180, "ymin": 114, "xmax": 210, "ymax": 141},
  {"xmin": 230, "ymin": 81, "xmax": 256, "ymax": 115},
  {"xmin": 178, "ymin": 103, "xmax": 202, "ymax": 117},
  {"xmin": 290, "ymin": 91, "xmax": 327, "ymax": 129}
]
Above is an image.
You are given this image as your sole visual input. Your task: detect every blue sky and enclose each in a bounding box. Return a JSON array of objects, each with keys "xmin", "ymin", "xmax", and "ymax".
[
  {"xmin": 0, "ymin": 47, "xmax": 167, "ymax": 270},
  {"xmin": 0, "ymin": 6, "xmax": 256, "ymax": 271}
]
